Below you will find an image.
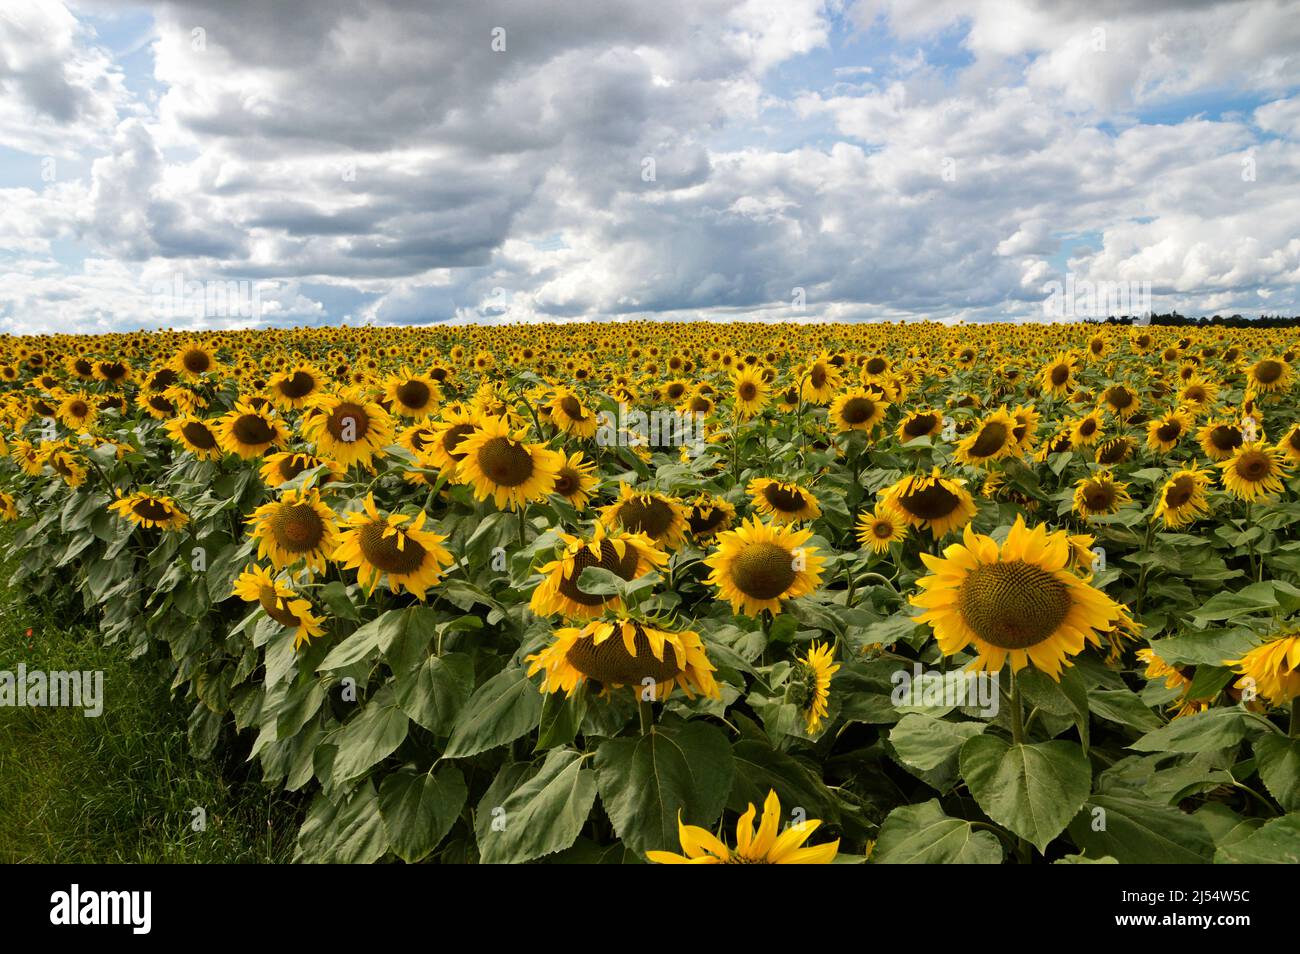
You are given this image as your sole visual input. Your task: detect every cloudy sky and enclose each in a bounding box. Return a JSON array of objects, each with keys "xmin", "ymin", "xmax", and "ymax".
[{"xmin": 1, "ymin": 0, "xmax": 1299, "ymax": 333}]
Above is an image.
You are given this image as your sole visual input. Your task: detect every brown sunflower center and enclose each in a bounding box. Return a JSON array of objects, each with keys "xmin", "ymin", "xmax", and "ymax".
[
  {"xmin": 810, "ymin": 365, "xmax": 827, "ymax": 389},
  {"xmin": 327, "ymin": 403, "xmax": 370, "ymax": 442},
  {"xmin": 131, "ymin": 498, "xmax": 174, "ymax": 522},
  {"xmin": 1097, "ymin": 439, "xmax": 1131, "ymax": 464},
  {"xmin": 689, "ymin": 506, "xmax": 726, "ymax": 535},
  {"xmin": 969, "ymin": 422, "xmax": 1010, "ymax": 458},
  {"xmin": 840, "ymin": 397, "xmax": 876, "ymax": 425},
  {"xmin": 1083, "ymin": 484, "xmax": 1115, "ymax": 511},
  {"xmin": 762, "ymin": 483, "xmax": 806, "ymax": 513},
  {"xmin": 182, "ymin": 349, "xmax": 211, "ymax": 373},
  {"xmin": 441, "ymin": 423, "xmax": 476, "ymax": 460},
  {"xmin": 1164, "ymin": 476, "xmax": 1196, "ymax": 508},
  {"xmin": 1234, "ymin": 451, "xmax": 1272, "ymax": 481},
  {"xmin": 357, "ymin": 521, "xmax": 428, "ymax": 575},
  {"xmin": 1050, "ymin": 364, "xmax": 1070, "ymax": 386},
  {"xmin": 1078, "ymin": 418, "xmax": 1097, "ymax": 437},
  {"xmin": 1156, "ymin": 421, "xmax": 1182, "ymax": 442},
  {"xmin": 396, "ymin": 380, "xmax": 432, "ymax": 409},
  {"xmin": 1255, "ymin": 360, "xmax": 1283, "ymax": 383},
  {"xmin": 730, "ymin": 542, "xmax": 797, "ymax": 600},
  {"xmin": 559, "ymin": 395, "xmax": 586, "ymax": 420},
  {"xmin": 903, "ymin": 413, "xmax": 938, "ymax": 437},
  {"xmin": 68, "ymin": 401, "xmax": 89, "ymax": 418},
  {"xmin": 149, "ymin": 395, "xmax": 174, "ymax": 413},
  {"xmin": 180, "ymin": 421, "xmax": 217, "ymax": 449},
  {"xmin": 556, "ymin": 541, "xmax": 641, "ymax": 607},
  {"xmin": 279, "ymin": 371, "xmax": 316, "ymax": 398},
  {"xmin": 616, "ymin": 495, "xmax": 675, "ymax": 537},
  {"xmin": 259, "ymin": 587, "xmax": 301, "ymax": 628},
  {"xmin": 232, "ymin": 413, "xmax": 275, "ymax": 445},
  {"xmin": 475, "ymin": 436, "xmax": 535, "ymax": 487},
  {"xmin": 957, "ymin": 560, "xmax": 1072, "ymax": 649},
  {"xmin": 99, "ymin": 362, "xmax": 128, "ymax": 381},
  {"xmin": 269, "ymin": 503, "xmax": 325, "ymax": 552},
  {"xmin": 1210, "ymin": 426, "xmax": 1242, "ymax": 452},
  {"xmin": 553, "ymin": 468, "xmax": 580, "ymax": 497},
  {"xmin": 899, "ymin": 480, "xmax": 960, "ymax": 521},
  {"xmin": 565, "ymin": 624, "xmax": 682, "ymax": 685},
  {"xmin": 866, "ymin": 357, "xmax": 887, "ymax": 374}
]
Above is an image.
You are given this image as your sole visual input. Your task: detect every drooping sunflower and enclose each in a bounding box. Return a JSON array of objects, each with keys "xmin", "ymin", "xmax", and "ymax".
[
  {"xmin": 730, "ymin": 365, "xmax": 770, "ymax": 419},
  {"xmin": 705, "ymin": 516, "xmax": 825, "ymax": 616},
  {"xmin": 880, "ymin": 468, "xmax": 978, "ymax": 539},
  {"xmin": 455, "ymin": 415, "xmax": 561, "ymax": 511},
  {"xmin": 746, "ymin": 477, "xmax": 821, "ymax": 525},
  {"xmin": 910, "ymin": 516, "xmax": 1125, "ymax": 679},
  {"xmin": 548, "ymin": 386, "xmax": 598, "ymax": 438},
  {"xmin": 529, "ymin": 524, "xmax": 668, "ymax": 620},
  {"xmin": 163, "ymin": 414, "xmax": 222, "ymax": 461},
  {"xmin": 1146, "ymin": 410, "xmax": 1190, "ymax": 453},
  {"xmin": 1277, "ymin": 423, "xmax": 1300, "ymax": 463},
  {"xmin": 1246, "ymin": 357, "xmax": 1291, "ymax": 393},
  {"xmin": 1009, "ymin": 404, "xmax": 1041, "ymax": 451},
  {"xmin": 855, "ymin": 503, "xmax": 908, "ymax": 553},
  {"xmin": 247, "ymin": 487, "xmax": 340, "ymax": 573},
  {"xmin": 686, "ymin": 494, "xmax": 737, "ymax": 539},
  {"xmin": 10, "ymin": 439, "xmax": 43, "ymax": 476},
  {"xmin": 1095, "ymin": 435, "xmax": 1135, "ymax": 466},
  {"xmin": 43, "ymin": 447, "xmax": 87, "ymax": 488},
  {"xmin": 1100, "ymin": 384, "xmax": 1140, "ymax": 420},
  {"xmin": 896, "ymin": 408, "xmax": 943, "ymax": 444},
  {"xmin": 526, "ymin": 617, "xmax": 719, "ymax": 701},
  {"xmin": 259, "ymin": 451, "xmax": 344, "ymax": 489},
  {"xmin": 1072, "ymin": 471, "xmax": 1131, "ymax": 521},
  {"xmin": 301, "ymin": 387, "xmax": 396, "ymax": 469},
  {"xmin": 332, "ymin": 492, "xmax": 454, "ymax": 600},
  {"xmin": 266, "ymin": 363, "xmax": 324, "ymax": 410},
  {"xmin": 1154, "ymin": 466, "xmax": 1212, "ymax": 529},
  {"xmin": 954, "ymin": 409, "xmax": 1019, "ymax": 466},
  {"xmin": 1136, "ymin": 647, "xmax": 1191, "ymax": 692},
  {"xmin": 383, "ymin": 368, "xmax": 440, "ymax": 419},
  {"xmin": 1226, "ymin": 633, "xmax": 1300, "ymax": 707},
  {"xmin": 1197, "ymin": 419, "xmax": 1245, "ymax": 461},
  {"xmin": 425, "ymin": 406, "xmax": 481, "ymax": 473},
  {"xmin": 231, "ymin": 564, "xmax": 326, "ymax": 650},
  {"xmin": 828, "ymin": 388, "xmax": 888, "ymax": 434},
  {"xmin": 1218, "ymin": 441, "xmax": 1291, "ymax": 501},
  {"xmin": 107, "ymin": 490, "xmax": 189, "ymax": 531},
  {"xmin": 550, "ymin": 450, "xmax": 598, "ymax": 510},
  {"xmin": 646, "ymin": 789, "xmax": 838, "ymax": 865},
  {"xmin": 792, "ymin": 641, "xmax": 839, "ymax": 734},
  {"xmin": 217, "ymin": 401, "xmax": 289, "ymax": 459},
  {"xmin": 600, "ymin": 483, "xmax": 690, "ymax": 550}
]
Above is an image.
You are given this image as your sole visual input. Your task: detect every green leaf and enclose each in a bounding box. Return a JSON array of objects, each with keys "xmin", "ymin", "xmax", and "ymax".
[
  {"xmin": 871, "ymin": 800, "xmax": 1003, "ymax": 864},
  {"xmin": 1088, "ymin": 688, "xmax": 1163, "ymax": 732},
  {"xmin": 476, "ymin": 749, "xmax": 598, "ymax": 864},
  {"xmin": 379, "ymin": 765, "xmax": 467, "ymax": 863},
  {"xmin": 594, "ymin": 721, "xmax": 734, "ymax": 854},
  {"xmin": 1145, "ymin": 629, "xmax": 1260, "ymax": 666},
  {"xmin": 316, "ymin": 609, "xmax": 395, "ymax": 670},
  {"xmin": 888, "ymin": 713, "xmax": 984, "ymax": 772},
  {"xmin": 1213, "ymin": 814, "xmax": 1300, "ymax": 864},
  {"xmin": 1253, "ymin": 734, "xmax": 1300, "ymax": 812},
  {"xmin": 1188, "ymin": 582, "xmax": 1278, "ymax": 624},
  {"xmin": 535, "ymin": 687, "xmax": 588, "ymax": 752},
  {"xmin": 1130, "ymin": 707, "xmax": 1251, "ymax": 753},
  {"xmin": 1067, "ymin": 795, "xmax": 1215, "ymax": 864},
  {"xmin": 960, "ymin": 736, "xmax": 1091, "ymax": 853},
  {"xmin": 394, "ymin": 652, "xmax": 474, "ymax": 735},
  {"xmin": 443, "ymin": 667, "xmax": 544, "ymax": 758},
  {"xmin": 1018, "ymin": 667, "xmax": 1091, "ymax": 752},
  {"xmin": 729, "ymin": 739, "xmax": 841, "ymax": 823},
  {"xmin": 330, "ymin": 685, "xmax": 409, "ymax": 784},
  {"xmin": 295, "ymin": 783, "xmax": 389, "ymax": 864}
]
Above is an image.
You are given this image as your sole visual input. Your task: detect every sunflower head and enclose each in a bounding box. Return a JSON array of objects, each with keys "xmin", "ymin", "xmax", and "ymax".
[
  {"xmin": 332, "ymin": 493, "xmax": 454, "ymax": 600},
  {"xmin": 1226, "ymin": 634, "xmax": 1300, "ymax": 707},
  {"xmin": 231, "ymin": 564, "xmax": 326, "ymax": 650},
  {"xmin": 108, "ymin": 491, "xmax": 189, "ymax": 531},
  {"xmin": 747, "ymin": 477, "xmax": 821, "ymax": 525},
  {"xmin": 455, "ymin": 415, "xmax": 562, "ymax": 511},
  {"xmin": 1218, "ymin": 441, "xmax": 1291, "ymax": 501},
  {"xmin": 529, "ymin": 524, "xmax": 667, "ymax": 620},
  {"xmin": 881, "ymin": 468, "xmax": 978, "ymax": 539},
  {"xmin": 646, "ymin": 789, "xmax": 839, "ymax": 865},
  {"xmin": 856, "ymin": 503, "xmax": 908, "ymax": 553},
  {"xmin": 600, "ymin": 484, "xmax": 690, "ymax": 549},
  {"xmin": 247, "ymin": 487, "xmax": 340, "ymax": 573},
  {"xmin": 705, "ymin": 516, "xmax": 825, "ymax": 617},
  {"xmin": 790, "ymin": 642, "xmax": 839, "ymax": 734}
]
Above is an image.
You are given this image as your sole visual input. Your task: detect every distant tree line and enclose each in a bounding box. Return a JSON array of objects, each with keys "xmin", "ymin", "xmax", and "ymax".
[{"xmin": 1088, "ymin": 314, "xmax": 1300, "ymax": 328}]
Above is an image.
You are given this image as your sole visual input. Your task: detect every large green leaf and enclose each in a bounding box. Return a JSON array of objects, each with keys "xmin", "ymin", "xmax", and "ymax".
[
  {"xmin": 1253, "ymin": 734, "xmax": 1300, "ymax": 812},
  {"xmin": 888, "ymin": 713, "xmax": 984, "ymax": 772},
  {"xmin": 960, "ymin": 736, "xmax": 1091, "ymax": 853},
  {"xmin": 1213, "ymin": 814, "xmax": 1300, "ymax": 863},
  {"xmin": 394, "ymin": 652, "xmax": 474, "ymax": 735},
  {"xmin": 378, "ymin": 765, "xmax": 467, "ymax": 863},
  {"xmin": 1130, "ymin": 707, "xmax": 1251, "ymax": 753},
  {"xmin": 476, "ymin": 749, "xmax": 598, "ymax": 864},
  {"xmin": 1067, "ymin": 795, "xmax": 1215, "ymax": 863},
  {"xmin": 729, "ymin": 738, "xmax": 841, "ymax": 823},
  {"xmin": 594, "ymin": 721, "xmax": 733, "ymax": 853},
  {"xmin": 330, "ymin": 685, "xmax": 409, "ymax": 785},
  {"xmin": 295, "ymin": 783, "xmax": 389, "ymax": 864},
  {"xmin": 871, "ymin": 800, "xmax": 1002, "ymax": 864},
  {"xmin": 443, "ymin": 666, "xmax": 544, "ymax": 758}
]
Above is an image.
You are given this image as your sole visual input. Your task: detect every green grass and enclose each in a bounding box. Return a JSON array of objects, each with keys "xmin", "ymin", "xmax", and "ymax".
[{"xmin": 0, "ymin": 555, "xmax": 301, "ymax": 863}]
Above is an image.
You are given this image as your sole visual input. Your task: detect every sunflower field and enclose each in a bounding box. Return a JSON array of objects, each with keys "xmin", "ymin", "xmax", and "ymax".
[{"xmin": 3, "ymin": 321, "xmax": 1299, "ymax": 864}]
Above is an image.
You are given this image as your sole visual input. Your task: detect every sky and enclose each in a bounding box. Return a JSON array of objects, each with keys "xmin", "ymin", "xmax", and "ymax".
[{"xmin": 1, "ymin": 0, "xmax": 1299, "ymax": 334}]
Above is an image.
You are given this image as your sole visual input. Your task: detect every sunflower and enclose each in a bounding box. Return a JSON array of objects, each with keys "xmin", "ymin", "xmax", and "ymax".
[
  {"xmin": 1095, "ymin": 435, "xmax": 1135, "ymax": 466},
  {"xmin": 1246, "ymin": 357, "xmax": 1291, "ymax": 393},
  {"xmin": 686, "ymin": 494, "xmax": 737, "ymax": 539},
  {"xmin": 1154, "ymin": 466, "xmax": 1212, "ymax": 529},
  {"xmin": 526, "ymin": 617, "xmax": 719, "ymax": 701},
  {"xmin": 10, "ymin": 440, "xmax": 42, "ymax": 476},
  {"xmin": 266, "ymin": 363, "xmax": 324, "ymax": 410},
  {"xmin": 880, "ymin": 468, "xmax": 978, "ymax": 539},
  {"xmin": 1100, "ymin": 384, "xmax": 1140, "ymax": 420},
  {"xmin": 217, "ymin": 401, "xmax": 289, "ymax": 459},
  {"xmin": 896, "ymin": 408, "xmax": 943, "ymax": 443},
  {"xmin": 954, "ymin": 409, "xmax": 1019, "ymax": 466},
  {"xmin": 57, "ymin": 393, "xmax": 96, "ymax": 430},
  {"xmin": 1072, "ymin": 471, "xmax": 1131, "ymax": 520},
  {"xmin": 1136, "ymin": 647, "xmax": 1191, "ymax": 692},
  {"xmin": 551, "ymin": 451, "xmax": 598, "ymax": 509},
  {"xmin": 705, "ymin": 516, "xmax": 825, "ymax": 616},
  {"xmin": 43, "ymin": 448, "xmax": 86, "ymax": 488},
  {"xmin": 600, "ymin": 483, "xmax": 690, "ymax": 549},
  {"xmin": 1226, "ymin": 634, "xmax": 1300, "ymax": 707},
  {"xmin": 792, "ymin": 641, "xmax": 839, "ymax": 734},
  {"xmin": 0, "ymin": 491, "xmax": 17, "ymax": 521},
  {"xmin": 247, "ymin": 488, "xmax": 340, "ymax": 573},
  {"xmin": 730, "ymin": 365, "xmax": 770, "ymax": 419},
  {"xmin": 1009, "ymin": 404, "xmax": 1041, "ymax": 450},
  {"xmin": 425, "ymin": 406, "xmax": 482, "ymax": 473},
  {"xmin": 107, "ymin": 490, "xmax": 189, "ymax": 531},
  {"xmin": 529, "ymin": 524, "xmax": 669, "ymax": 620},
  {"xmin": 910, "ymin": 516, "xmax": 1125, "ymax": 679},
  {"xmin": 1177, "ymin": 376, "xmax": 1219, "ymax": 414},
  {"xmin": 259, "ymin": 451, "xmax": 344, "ymax": 488},
  {"xmin": 455, "ymin": 415, "xmax": 561, "ymax": 511},
  {"xmin": 1069, "ymin": 410, "xmax": 1105, "ymax": 448},
  {"xmin": 1041, "ymin": 352, "xmax": 1076, "ymax": 396},
  {"xmin": 856, "ymin": 504, "xmax": 908, "ymax": 553},
  {"xmin": 747, "ymin": 477, "xmax": 821, "ymax": 525},
  {"xmin": 1278, "ymin": 423, "xmax": 1300, "ymax": 463},
  {"xmin": 169, "ymin": 343, "xmax": 218, "ymax": 379},
  {"xmin": 383, "ymin": 368, "xmax": 440, "ymax": 419},
  {"xmin": 301, "ymin": 387, "xmax": 396, "ymax": 469},
  {"xmin": 799, "ymin": 354, "xmax": 842, "ymax": 404},
  {"xmin": 646, "ymin": 789, "xmax": 838, "ymax": 865},
  {"xmin": 1146, "ymin": 410, "xmax": 1190, "ymax": 453},
  {"xmin": 1218, "ymin": 442, "xmax": 1291, "ymax": 501},
  {"xmin": 332, "ymin": 492, "xmax": 454, "ymax": 600},
  {"xmin": 163, "ymin": 414, "xmax": 223, "ymax": 461},
  {"xmin": 828, "ymin": 388, "xmax": 888, "ymax": 434},
  {"xmin": 1197, "ymin": 420, "xmax": 1245, "ymax": 461},
  {"xmin": 231, "ymin": 564, "xmax": 326, "ymax": 650},
  {"xmin": 548, "ymin": 386, "xmax": 598, "ymax": 438}
]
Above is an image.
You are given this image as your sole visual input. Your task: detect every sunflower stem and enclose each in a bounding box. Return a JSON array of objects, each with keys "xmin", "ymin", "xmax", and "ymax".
[
  {"xmin": 1009, "ymin": 668, "xmax": 1025, "ymax": 746},
  {"xmin": 638, "ymin": 697, "xmax": 655, "ymax": 735},
  {"xmin": 1290, "ymin": 698, "xmax": 1300, "ymax": 738}
]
